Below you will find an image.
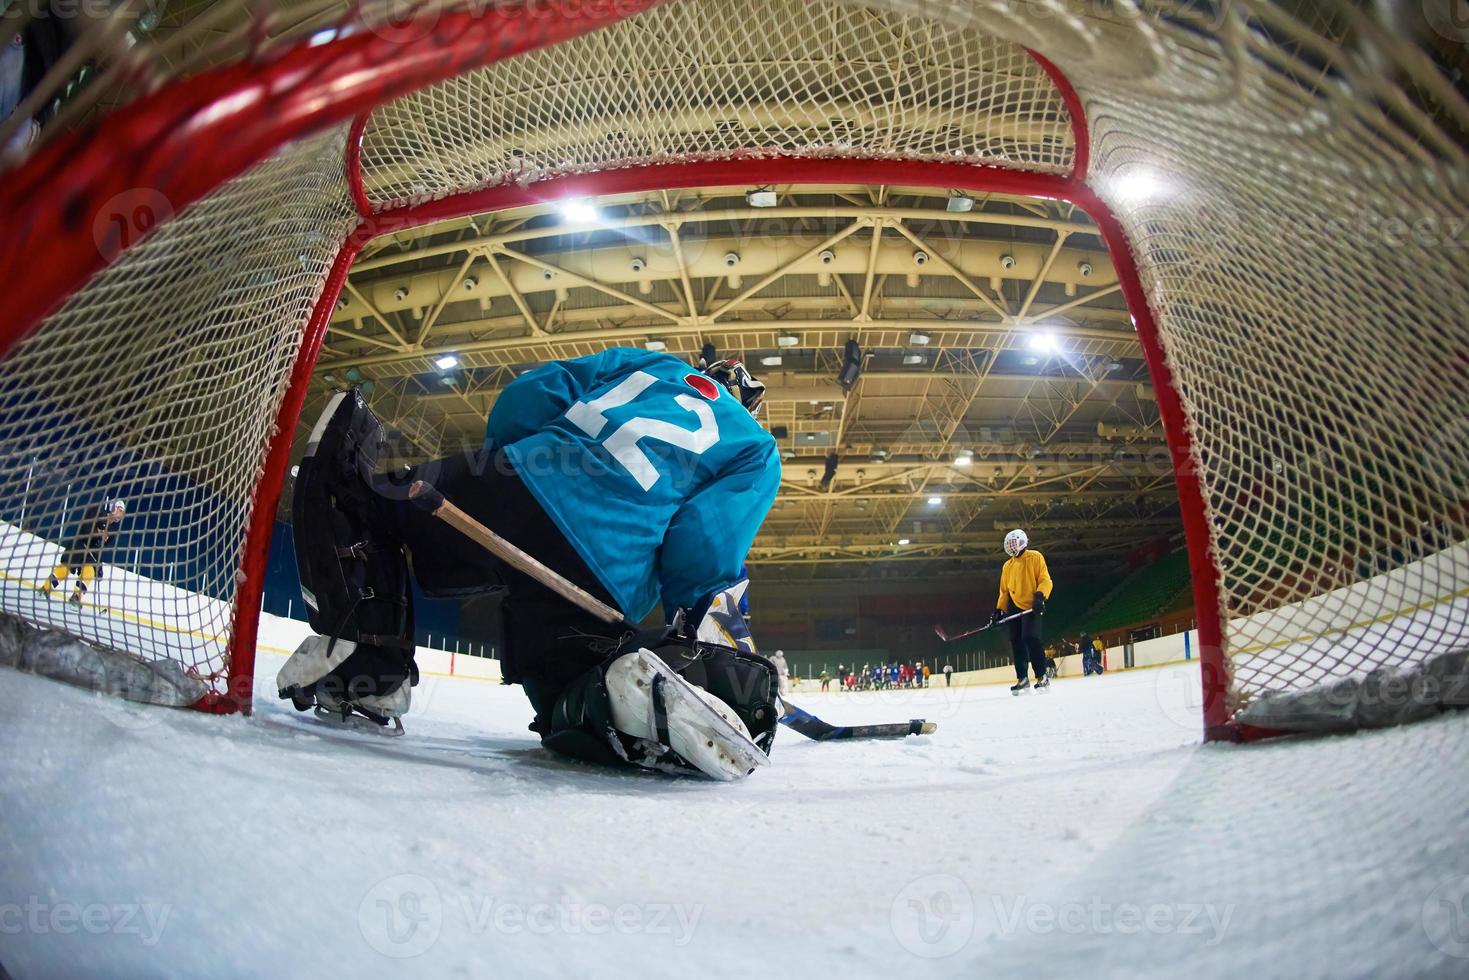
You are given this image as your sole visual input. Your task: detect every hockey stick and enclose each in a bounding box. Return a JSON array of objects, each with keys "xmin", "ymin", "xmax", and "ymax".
[
  {"xmin": 934, "ymin": 608, "xmax": 1031, "ymax": 643},
  {"xmin": 410, "ymin": 480, "xmax": 931, "ymax": 741},
  {"xmin": 408, "ymin": 481, "xmax": 622, "ymax": 625},
  {"xmin": 779, "ymin": 702, "xmax": 935, "ymax": 740}
]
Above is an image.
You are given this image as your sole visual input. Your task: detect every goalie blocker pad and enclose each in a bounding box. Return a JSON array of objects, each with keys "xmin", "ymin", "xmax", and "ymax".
[
  {"xmin": 293, "ymin": 388, "xmax": 413, "ymax": 653},
  {"xmin": 542, "ymin": 628, "xmax": 781, "ymax": 777}
]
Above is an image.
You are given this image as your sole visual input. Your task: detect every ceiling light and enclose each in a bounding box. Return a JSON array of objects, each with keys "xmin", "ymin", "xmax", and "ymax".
[
  {"xmin": 558, "ymin": 199, "xmax": 600, "ymax": 224},
  {"xmin": 746, "ymin": 188, "xmax": 778, "ymax": 208},
  {"xmin": 928, "ymin": 496, "xmax": 943, "ymax": 506},
  {"xmin": 903, "ymin": 354, "xmax": 926, "ymax": 365},
  {"xmin": 777, "ymin": 334, "xmax": 800, "ymax": 347},
  {"xmin": 1028, "ymin": 331, "xmax": 1059, "ymax": 353},
  {"xmin": 955, "ymin": 450, "xmax": 974, "ymax": 465},
  {"xmin": 644, "ymin": 339, "xmax": 667, "ymax": 351},
  {"xmin": 909, "ymin": 331, "xmax": 931, "ymax": 346},
  {"xmin": 761, "ymin": 355, "xmax": 783, "ymax": 367},
  {"xmin": 898, "ymin": 538, "xmax": 911, "ymax": 546},
  {"xmin": 945, "ymin": 194, "xmax": 974, "ymax": 213},
  {"xmin": 1021, "ymin": 355, "xmax": 1040, "ymax": 366},
  {"xmin": 434, "ymin": 354, "xmax": 459, "ymax": 370},
  {"xmin": 440, "ymin": 376, "xmax": 455, "ymax": 386},
  {"xmin": 1110, "ymin": 168, "xmax": 1170, "ymax": 203}
]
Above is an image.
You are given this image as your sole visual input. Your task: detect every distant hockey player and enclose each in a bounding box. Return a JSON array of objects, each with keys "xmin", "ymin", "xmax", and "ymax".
[
  {"xmin": 40, "ymin": 497, "xmax": 126, "ymax": 606},
  {"xmin": 943, "ymin": 662, "xmax": 953, "ymax": 687},
  {"xmin": 991, "ymin": 528, "xmax": 1053, "ymax": 694},
  {"xmin": 278, "ymin": 348, "xmax": 783, "ymax": 780},
  {"xmin": 1082, "ymin": 632, "xmax": 1105, "ymax": 676},
  {"xmin": 768, "ymin": 648, "xmax": 791, "ymax": 697}
]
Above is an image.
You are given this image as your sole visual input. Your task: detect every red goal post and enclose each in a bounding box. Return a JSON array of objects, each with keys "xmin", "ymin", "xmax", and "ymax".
[{"xmin": 0, "ymin": 0, "xmax": 1463, "ymax": 737}]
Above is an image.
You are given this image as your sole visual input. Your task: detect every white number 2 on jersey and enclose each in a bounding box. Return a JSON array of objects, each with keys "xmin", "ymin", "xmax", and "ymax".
[{"xmin": 565, "ymin": 371, "xmax": 720, "ymax": 490}]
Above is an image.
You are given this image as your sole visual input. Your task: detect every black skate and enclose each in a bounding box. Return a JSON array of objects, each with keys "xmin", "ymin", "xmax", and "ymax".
[
  {"xmin": 1010, "ymin": 679, "xmax": 1030, "ymax": 695},
  {"xmin": 278, "ymin": 635, "xmax": 415, "ymax": 737},
  {"xmin": 1034, "ymin": 676, "xmax": 1050, "ymax": 692}
]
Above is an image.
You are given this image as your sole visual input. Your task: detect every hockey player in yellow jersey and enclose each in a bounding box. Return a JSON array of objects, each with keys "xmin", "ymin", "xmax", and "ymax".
[
  {"xmin": 991, "ymin": 528, "xmax": 1053, "ymax": 694},
  {"xmin": 40, "ymin": 498, "xmax": 126, "ymax": 606}
]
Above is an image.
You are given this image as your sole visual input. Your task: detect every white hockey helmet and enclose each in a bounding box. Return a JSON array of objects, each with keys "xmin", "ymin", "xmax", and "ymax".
[
  {"xmin": 1003, "ymin": 528, "xmax": 1028, "ymax": 557},
  {"xmin": 106, "ymin": 497, "xmax": 127, "ymax": 516}
]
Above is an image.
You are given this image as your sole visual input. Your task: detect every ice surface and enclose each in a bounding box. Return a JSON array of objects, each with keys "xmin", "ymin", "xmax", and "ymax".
[{"xmin": 2, "ymin": 651, "xmax": 1467, "ymax": 978}]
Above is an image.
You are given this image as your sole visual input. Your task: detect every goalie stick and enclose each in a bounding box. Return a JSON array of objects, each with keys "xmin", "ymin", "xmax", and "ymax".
[
  {"xmin": 408, "ymin": 481, "xmax": 935, "ymax": 742},
  {"xmin": 933, "ymin": 608, "xmax": 1032, "ymax": 643},
  {"xmin": 779, "ymin": 702, "xmax": 935, "ymax": 741}
]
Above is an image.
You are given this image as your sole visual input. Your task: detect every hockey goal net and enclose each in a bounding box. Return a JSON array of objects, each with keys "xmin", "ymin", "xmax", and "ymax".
[{"xmin": 0, "ymin": 0, "xmax": 1464, "ymax": 734}]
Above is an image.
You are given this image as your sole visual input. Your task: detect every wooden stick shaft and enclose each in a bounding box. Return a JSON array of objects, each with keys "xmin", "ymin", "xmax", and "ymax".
[{"xmin": 409, "ymin": 480, "xmax": 623, "ymax": 625}]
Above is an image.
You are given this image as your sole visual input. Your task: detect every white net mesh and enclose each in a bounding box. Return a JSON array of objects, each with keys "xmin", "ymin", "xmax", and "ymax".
[
  {"xmin": 0, "ymin": 128, "xmax": 357, "ymax": 697},
  {"xmin": 1, "ymin": 0, "xmax": 1465, "ymax": 726},
  {"xmin": 359, "ymin": 0, "xmax": 1074, "ymax": 210}
]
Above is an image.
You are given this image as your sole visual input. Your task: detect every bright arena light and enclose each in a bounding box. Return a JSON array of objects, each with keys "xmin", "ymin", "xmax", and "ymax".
[
  {"xmin": 434, "ymin": 354, "xmax": 459, "ymax": 370},
  {"xmin": 1109, "ymin": 168, "xmax": 1172, "ymax": 203},
  {"xmin": 1028, "ymin": 331, "xmax": 1058, "ymax": 353},
  {"xmin": 927, "ymin": 496, "xmax": 943, "ymax": 506},
  {"xmin": 558, "ymin": 199, "xmax": 601, "ymax": 224}
]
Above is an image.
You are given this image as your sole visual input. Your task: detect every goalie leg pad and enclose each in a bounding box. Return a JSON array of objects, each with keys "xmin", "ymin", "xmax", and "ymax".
[
  {"xmin": 542, "ymin": 647, "xmax": 771, "ymax": 780},
  {"xmin": 603, "ymin": 649, "xmax": 768, "ymax": 781},
  {"xmin": 293, "ymin": 389, "xmax": 413, "ymax": 651},
  {"xmin": 656, "ymin": 642, "xmax": 781, "ymax": 755}
]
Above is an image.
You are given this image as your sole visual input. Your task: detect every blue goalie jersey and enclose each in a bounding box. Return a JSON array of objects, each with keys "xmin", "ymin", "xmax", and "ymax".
[{"xmin": 486, "ymin": 348, "xmax": 781, "ymax": 622}]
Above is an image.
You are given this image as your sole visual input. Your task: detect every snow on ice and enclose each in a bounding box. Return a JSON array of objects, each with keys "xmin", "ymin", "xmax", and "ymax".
[{"xmin": 2, "ymin": 647, "xmax": 1467, "ymax": 978}]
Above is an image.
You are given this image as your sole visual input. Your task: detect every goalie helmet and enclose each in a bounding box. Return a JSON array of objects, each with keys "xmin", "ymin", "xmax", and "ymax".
[
  {"xmin": 105, "ymin": 498, "xmax": 127, "ymax": 516},
  {"xmin": 699, "ymin": 357, "xmax": 766, "ymax": 416},
  {"xmin": 1003, "ymin": 528, "xmax": 1028, "ymax": 557}
]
